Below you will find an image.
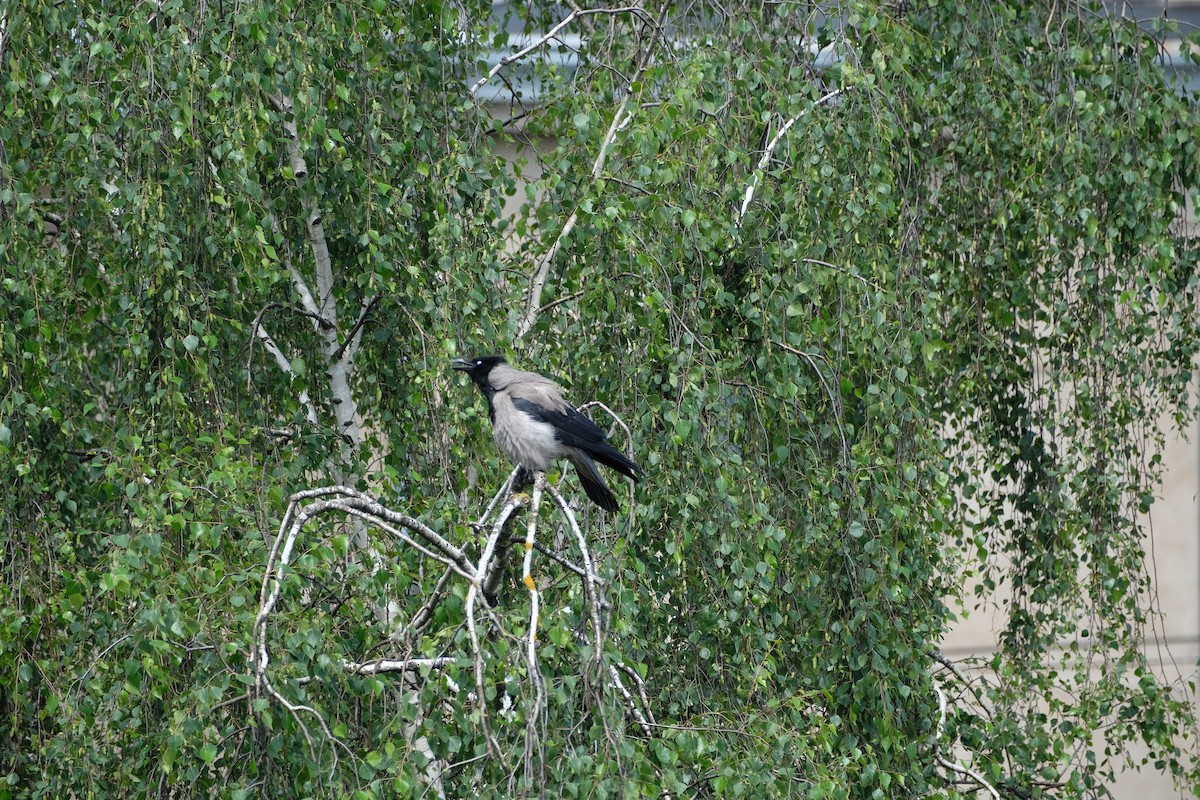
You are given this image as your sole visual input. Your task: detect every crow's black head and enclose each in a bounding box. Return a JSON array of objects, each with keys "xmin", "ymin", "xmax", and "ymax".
[{"xmin": 451, "ymin": 355, "xmax": 506, "ymax": 394}]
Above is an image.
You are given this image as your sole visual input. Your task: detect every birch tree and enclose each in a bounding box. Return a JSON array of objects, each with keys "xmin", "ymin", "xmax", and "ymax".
[{"xmin": 4, "ymin": 2, "xmax": 1200, "ymax": 798}]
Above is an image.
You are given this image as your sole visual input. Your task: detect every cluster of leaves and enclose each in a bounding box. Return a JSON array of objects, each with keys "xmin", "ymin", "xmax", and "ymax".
[{"xmin": 3, "ymin": 0, "xmax": 1199, "ymax": 798}]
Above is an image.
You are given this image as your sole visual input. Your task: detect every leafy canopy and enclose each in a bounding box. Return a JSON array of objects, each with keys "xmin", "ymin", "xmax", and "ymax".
[{"xmin": 2, "ymin": 1, "xmax": 1199, "ymax": 798}]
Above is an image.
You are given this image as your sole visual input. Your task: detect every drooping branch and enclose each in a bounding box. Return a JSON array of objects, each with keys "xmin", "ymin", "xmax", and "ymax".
[{"xmin": 772, "ymin": 339, "xmax": 849, "ymax": 465}]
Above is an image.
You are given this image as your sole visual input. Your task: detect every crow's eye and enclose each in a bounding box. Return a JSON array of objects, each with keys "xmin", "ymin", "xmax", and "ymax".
[{"xmin": 476, "ymin": 359, "xmax": 483, "ymax": 366}]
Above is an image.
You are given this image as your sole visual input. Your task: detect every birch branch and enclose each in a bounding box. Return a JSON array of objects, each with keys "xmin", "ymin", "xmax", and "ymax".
[
  {"xmin": 251, "ymin": 322, "xmax": 320, "ymax": 426},
  {"xmin": 737, "ymin": 89, "xmax": 843, "ymax": 226},
  {"xmin": 468, "ymin": 6, "xmax": 653, "ymax": 98},
  {"xmin": 515, "ymin": 101, "xmax": 630, "ymax": 339},
  {"xmin": 515, "ymin": 4, "xmax": 666, "ymax": 339},
  {"xmin": 270, "ymin": 93, "xmax": 336, "ymax": 322},
  {"xmin": 252, "ymin": 475, "xmax": 658, "ymax": 781},
  {"xmin": 265, "ymin": 214, "xmax": 325, "ymax": 323},
  {"xmin": 545, "ymin": 482, "xmax": 605, "ymax": 664},
  {"xmin": 269, "ymin": 92, "xmax": 362, "ymax": 459},
  {"xmin": 465, "ymin": 495, "xmax": 524, "ymax": 757},
  {"xmin": 0, "ymin": 17, "xmax": 9, "ymax": 70},
  {"xmin": 345, "ymin": 657, "xmax": 455, "ymax": 675},
  {"xmin": 607, "ymin": 663, "xmax": 654, "ymax": 737},
  {"xmin": 933, "ymin": 685, "xmax": 1000, "ymax": 800},
  {"xmin": 520, "ymin": 473, "xmax": 548, "ymax": 786},
  {"xmin": 523, "ymin": 471, "xmax": 546, "ymax": 688}
]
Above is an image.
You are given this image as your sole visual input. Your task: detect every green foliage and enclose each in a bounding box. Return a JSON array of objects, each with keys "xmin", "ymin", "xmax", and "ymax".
[{"xmin": 3, "ymin": 1, "xmax": 1199, "ymax": 797}]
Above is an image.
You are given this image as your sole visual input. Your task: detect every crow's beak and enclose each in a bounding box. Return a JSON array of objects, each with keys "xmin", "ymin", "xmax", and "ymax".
[{"xmin": 450, "ymin": 358, "xmax": 473, "ymax": 372}]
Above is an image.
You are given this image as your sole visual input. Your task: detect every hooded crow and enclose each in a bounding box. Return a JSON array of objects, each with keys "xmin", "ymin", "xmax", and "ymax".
[{"xmin": 452, "ymin": 355, "xmax": 640, "ymax": 512}]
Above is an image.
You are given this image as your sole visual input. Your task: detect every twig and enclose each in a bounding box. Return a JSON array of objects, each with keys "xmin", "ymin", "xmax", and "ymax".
[
  {"xmin": 507, "ymin": 534, "xmax": 609, "ymax": 597},
  {"xmin": 771, "ymin": 340, "xmax": 849, "ymax": 465},
  {"xmin": 535, "ymin": 290, "xmax": 584, "ymax": 317},
  {"xmin": 398, "ymin": 565, "xmax": 456, "ymax": 641},
  {"xmin": 473, "ymin": 467, "xmax": 521, "ymax": 531},
  {"xmin": 332, "ymin": 295, "xmax": 379, "ymax": 361}
]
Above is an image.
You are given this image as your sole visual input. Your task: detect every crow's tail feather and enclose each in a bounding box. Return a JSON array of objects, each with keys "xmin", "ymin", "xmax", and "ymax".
[
  {"xmin": 587, "ymin": 443, "xmax": 641, "ymax": 482},
  {"xmin": 570, "ymin": 452, "xmax": 620, "ymax": 512}
]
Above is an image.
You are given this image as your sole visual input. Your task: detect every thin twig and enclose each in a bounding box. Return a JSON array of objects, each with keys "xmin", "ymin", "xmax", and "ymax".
[
  {"xmin": 535, "ymin": 290, "xmax": 584, "ymax": 317},
  {"xmin": 772, "ymin": 340, "xmax": 849, "ymax": 465},
  {"xmin": 333, "ymin": 296, "xmax": 379, "ymax": 361}
]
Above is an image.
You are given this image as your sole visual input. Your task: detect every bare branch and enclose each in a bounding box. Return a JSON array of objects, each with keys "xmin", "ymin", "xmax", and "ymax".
[
  {"xmin": 0, "ymin": 16, "xmax": 10, "ymax": 71},
  {"xmin": 398, "ymin": 564, "xmax": 456, "ymax": 641},
  {"xmin": 465, "ymin": 494, "xmax": 525, "ymax": 757},
  {"xmin": 545, "ymin": 482, "xmax": 605, "ymax": 664},
  {"xmin": 535, "ymin": 290, "xmax": 584, "ymax": 317},
  {"xmin": 930, "ymin": 649, "xmax": 995, "ymax": 719},
  {"xmin": 507, "ymin": 534, "xmax": 610, "ymax": 600},
  {"xmin": 607, "ymin": 663, "xmax": 654, "ymax": 737},
  {"xmin": 251, "ymin": 478, "xmax": 658, "ymax": 786},
  {"xmin": 344, "ymin": 657, "xmax": 454, "ymax": 675},
  {"xmin": 521, "ymin": 473, "xmax": 549, "ymax": 785},
  {"xmin": 612, "ymin": 660, "xmax": 655, "ymax": 726}
]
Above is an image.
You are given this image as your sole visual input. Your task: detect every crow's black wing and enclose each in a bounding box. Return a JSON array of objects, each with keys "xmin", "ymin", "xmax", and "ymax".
[
  {"xmin": 511, "ymin": 397, "xmax": 641, "ymax": 481},
  {"xmin": 511, "ymin": 397, "xmax": 607, "ymax": 448}
]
